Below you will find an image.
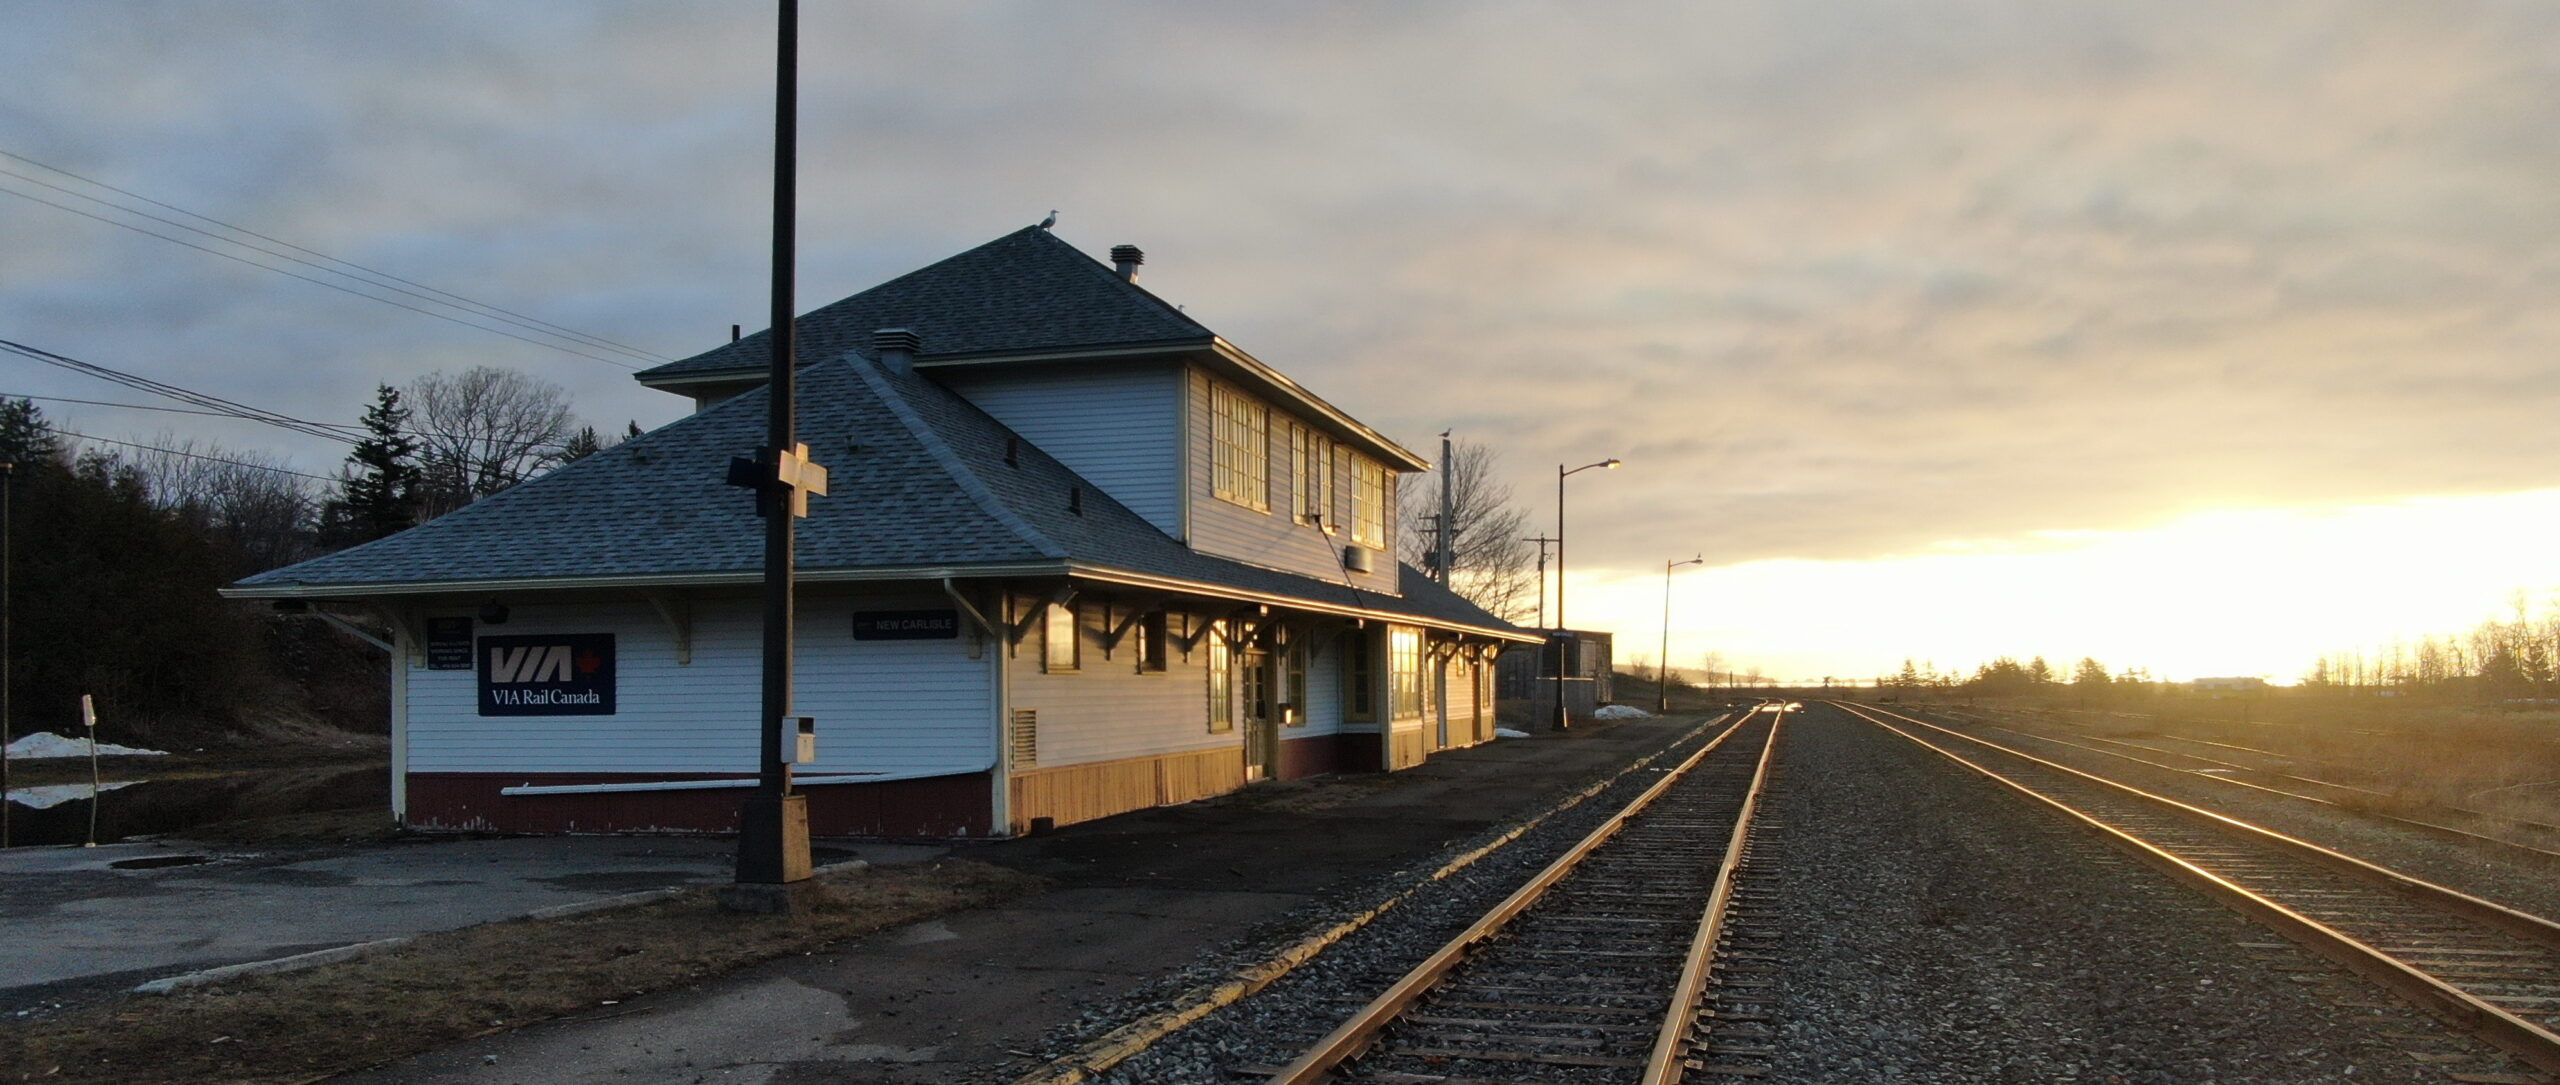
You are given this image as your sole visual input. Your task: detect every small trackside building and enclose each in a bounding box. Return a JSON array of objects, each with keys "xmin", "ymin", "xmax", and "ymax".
[{"xmin": 227, "ymin": 226, "xmax": 1538, "ymax": 839}]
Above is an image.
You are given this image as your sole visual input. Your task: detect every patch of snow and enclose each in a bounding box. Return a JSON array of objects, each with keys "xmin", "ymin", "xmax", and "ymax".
[
  {"xmin": 5, "ymin": 732, "xmax": 170, "ymax": 759},
  {"xmin": 1591, "ymin": 705, "xmax": 1654, "ymax": 720},
  {"xmin": 1494, "ymin": 728, "xmax": 1532, "ymax": 739},
  {"xmin": 7, "ymin": 781, "xmax": 141, "ymax": 809}
]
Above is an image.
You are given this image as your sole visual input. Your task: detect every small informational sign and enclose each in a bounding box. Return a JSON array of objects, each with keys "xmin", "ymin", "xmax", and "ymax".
[
  {"xmin": 426, "ymin": 617, "xmax": 474, "ymax": 671},
  {"xmin": 478, "ymin": 633, "xmax": 616, "ymax": 716},
  {"xmin": 853, "ymin": 609, "xmax": 960, "ymax": 641}
]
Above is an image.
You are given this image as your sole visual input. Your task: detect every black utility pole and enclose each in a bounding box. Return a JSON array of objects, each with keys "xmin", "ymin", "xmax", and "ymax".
[{"xmin": 733, "ymin": 0, "xmax": 817, "ymax": 892}]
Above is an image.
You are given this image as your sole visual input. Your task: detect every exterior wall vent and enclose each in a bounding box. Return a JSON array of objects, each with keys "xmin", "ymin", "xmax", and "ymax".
[
  {"xmin": 1010, "ymin": 709, "xmax": 1038, "ymax": 769},
  {"xmin": 1343, "ymin": 545, "xmax": 1374, "ymax": 574}
]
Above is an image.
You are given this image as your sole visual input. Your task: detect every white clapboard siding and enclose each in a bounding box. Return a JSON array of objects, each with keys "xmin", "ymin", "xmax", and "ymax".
[
  {"xmin": 1185, "ymin": 367, "xmax": 1400, "ymax": 592},
  {"xmin": 1007, "ymin": 606, "xmax": 1235, "ymax": 767},
  {"xmin": 937, "ymin": 361, "xmax": 1184, "ymax": 536},
  {"xmin": 407, "ymin": 595, "xmax": 992, "ymax": 777}
]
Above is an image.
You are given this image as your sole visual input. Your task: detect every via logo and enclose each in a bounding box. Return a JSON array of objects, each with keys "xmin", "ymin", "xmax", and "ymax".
[
  {"xmin": 487, "ymin": 644, "xmax": 605, "ymax": 684},
  {"xmin": 477, "ymin": 633, "xmax": 616, "ymax": 716}
]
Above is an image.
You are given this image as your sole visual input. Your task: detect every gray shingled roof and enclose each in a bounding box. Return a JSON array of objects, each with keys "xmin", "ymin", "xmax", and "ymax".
[
  {"xmin": 236, "ymin": 354, "xmax": 1526, "ymax": 639},
  {"xmin": 635, "ymin": 226, "xmax": 1212, "ymax": 385}
]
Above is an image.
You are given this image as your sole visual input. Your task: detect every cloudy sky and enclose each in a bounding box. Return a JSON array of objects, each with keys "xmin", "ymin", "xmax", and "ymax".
[{"xmin": 5, "ymin": 2, "xmax": 2555, "ymax": 681}]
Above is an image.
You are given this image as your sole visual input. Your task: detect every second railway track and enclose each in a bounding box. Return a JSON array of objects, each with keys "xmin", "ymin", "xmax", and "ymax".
[
  {"xmin": 1839, "ymin": 699, "xmax": 2560, "ymax": 1079},
  {"xmin": 1265, "ymin": 706, "xmax": 1786, "ymax": 1084}
]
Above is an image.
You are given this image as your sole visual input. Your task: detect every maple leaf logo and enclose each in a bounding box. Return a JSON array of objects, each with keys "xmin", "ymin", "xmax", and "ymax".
[{"xmin": 575, "ymin": 649, "xmax": 603, "ymax": 676}]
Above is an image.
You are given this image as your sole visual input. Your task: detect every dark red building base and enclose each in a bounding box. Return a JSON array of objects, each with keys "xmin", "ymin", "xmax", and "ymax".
[{"xmin": 404, "ymin": 772, "xmax": 994, "ymax": 838}]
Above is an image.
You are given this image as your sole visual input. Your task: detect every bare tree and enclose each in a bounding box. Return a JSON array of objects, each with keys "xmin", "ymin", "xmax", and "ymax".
[
  {"xmin": 1398, "ymin": 438, "xmax": 1536, "ymax": 624},
  {"xmin": 126, "ymin": 435, "xmax": 319, "ymax": 576},
  {"xmin": 409, "ymin": 366, "xmax": 575, "ymax": 515}
]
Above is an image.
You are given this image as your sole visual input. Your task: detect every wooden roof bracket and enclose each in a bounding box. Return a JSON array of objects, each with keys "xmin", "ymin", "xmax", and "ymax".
[
  {"xmin": 940, "ymin": 578, "xmax": 1002, "ymax": 639},
  {"xmin": 642, "ymin": 590, "xmax": 692, "ymax": 665},
  {"xmin": 1007, "ymin": 584, "xmax": 1078, "ymax": 644},
  {"xmin": 1097, "ymin": 594, "xmax": 1166, "ymax": 659}
]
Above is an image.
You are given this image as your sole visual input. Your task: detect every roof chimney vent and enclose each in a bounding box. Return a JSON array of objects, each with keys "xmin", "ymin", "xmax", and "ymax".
[
  {"xmin": 873, "ymin": 327, "xmax": 921, "ymax": 375},
  {"xmin": 1110, "ymin": 245, "xmax": 1144, "ymax": 283}
]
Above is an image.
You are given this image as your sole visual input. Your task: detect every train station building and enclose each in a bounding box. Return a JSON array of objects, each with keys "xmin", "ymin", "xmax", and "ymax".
[{"xmin": 228, "ymin": 226, "xmax": 1536, "ymax": 839}]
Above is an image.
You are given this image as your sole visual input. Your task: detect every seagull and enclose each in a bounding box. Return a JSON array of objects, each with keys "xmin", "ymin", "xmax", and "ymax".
[{"xmin": 1038, "ymin": 210, "xmax": 1057, "ymax": 230}]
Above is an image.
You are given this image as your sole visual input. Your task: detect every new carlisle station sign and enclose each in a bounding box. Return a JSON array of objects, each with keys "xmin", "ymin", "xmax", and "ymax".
[{"xmin": 478, "ymin": 634, "xmax": 617, "ymax": 716}]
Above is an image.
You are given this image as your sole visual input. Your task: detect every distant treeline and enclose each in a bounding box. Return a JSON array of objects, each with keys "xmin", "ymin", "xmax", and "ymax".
[
  {"xmin": 2308, "ymin": 594, "xmax": 2560, "ymax": 703},
  {"xmin": 0, "ymin": 368, "xmax": 623, "ymax": 745},
  {"xmin": 1872, "ymin": 656, "xmax": 2163, "ymax": 700}
]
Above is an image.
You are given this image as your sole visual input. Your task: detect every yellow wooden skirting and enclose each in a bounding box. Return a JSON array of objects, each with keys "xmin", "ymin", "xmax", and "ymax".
[{"xmin": 1010, "ymin": 746, "xmax": 1246, "ymax": 833}]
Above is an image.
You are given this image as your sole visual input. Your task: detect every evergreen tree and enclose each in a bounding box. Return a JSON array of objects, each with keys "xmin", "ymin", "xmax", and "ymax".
[
  {"xmin": 319, "ymin": 385, "xmax": 421, "ymax": 548},
  {"xmin": 0, "ymin": 397, "xmax": 59, "ymax": 464}
]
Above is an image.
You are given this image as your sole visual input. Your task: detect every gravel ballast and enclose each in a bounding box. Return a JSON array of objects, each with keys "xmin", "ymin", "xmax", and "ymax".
[{"xmin": 1770, "ymin": 705, "xmax": 2535, "ymax": 1084}]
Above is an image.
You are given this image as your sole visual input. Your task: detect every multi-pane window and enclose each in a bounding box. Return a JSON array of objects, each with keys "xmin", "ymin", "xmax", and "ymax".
[
  {"xmin": 1207, "ymin": 629, "xmax": 1234, "ymax": 733},
  {"xmin": 1211, "ymin": 383, "xmax": 1268, "ymax": 510},
  {"xmin": 1389, "ymin": 627, "xmax": 1423, "ymax": 719},
  {"xmin": 1291, "ymin": 424, "xmax": 1335, "ymax": 529},
  {"xmin": 1043, "ymin": 601, "xmax": 1080, "ymax": 673},
  {"xmin": 1352, "ymin": 456, "xmax": 1388, "ymax": 549},
  {"xmin": 1343, "ymin": 630, "xmax": 1375, "ymax": 721}
]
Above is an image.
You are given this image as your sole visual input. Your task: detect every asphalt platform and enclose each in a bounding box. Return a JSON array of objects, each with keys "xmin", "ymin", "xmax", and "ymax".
[{"xmin": 9, "ymin": 713, "xmax": 1701, "ymax": 1081}]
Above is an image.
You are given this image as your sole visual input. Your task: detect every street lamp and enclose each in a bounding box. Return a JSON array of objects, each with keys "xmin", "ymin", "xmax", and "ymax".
[
  {"xmin": 1659, "ymin": 554, "xmax": 1702, "ymax": 713},
  {"xmin": 1552, "ymin": 457, "xmax": 1620, "ymax": 730}
]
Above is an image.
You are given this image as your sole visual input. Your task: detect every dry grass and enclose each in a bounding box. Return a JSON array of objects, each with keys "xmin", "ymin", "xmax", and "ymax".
[
  {"xmin": 2035, "ymin": 698, "xmax": 2560, "ymax": 828},
  {"xmin": 0, "ymin": 858, "xmax": 1044, "ymax": 1084}
]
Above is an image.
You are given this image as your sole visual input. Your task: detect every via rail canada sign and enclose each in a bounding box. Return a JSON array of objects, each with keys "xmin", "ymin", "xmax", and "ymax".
[{"xmin": 478, "ymin": 634, "xmax": 616, "ymax": 716}]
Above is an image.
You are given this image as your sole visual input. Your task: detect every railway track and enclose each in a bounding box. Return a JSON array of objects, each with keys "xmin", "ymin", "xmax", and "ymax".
[
  {"xmin": 1262, "ymin": 706, "xmax": 1785, "ymax": 1084},
  {"xmin": 1838, "ymin": 700, "xmax": 2560, "ymax": 1079},
  {"xmin": 1955, "ymin": 710, "xmax": 2560, "ymax": 864}
]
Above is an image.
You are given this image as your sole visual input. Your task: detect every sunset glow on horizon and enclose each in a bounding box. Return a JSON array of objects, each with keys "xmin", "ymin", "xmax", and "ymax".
[{"xmin": 1574, "ymin": 487, "xmax": 2560, "ymax": 686}]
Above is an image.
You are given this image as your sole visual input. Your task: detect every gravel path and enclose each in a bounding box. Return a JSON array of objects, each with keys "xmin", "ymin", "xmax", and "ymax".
[{"xmin": 1767, "ymin": 704, "xmax": 2537, "ymax": 1084}]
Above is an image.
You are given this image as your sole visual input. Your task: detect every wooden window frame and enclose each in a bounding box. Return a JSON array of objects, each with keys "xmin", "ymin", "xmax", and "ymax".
[
  {"xmin": 1352, "ymin": 456, "xmax": 1388, "ymax": 549},
  {"xmin": 1207, "ymin": 629, "xmax": 1234, "ymax": 733},
  {"xmin": 1342, "ymin": 628, "xmax": 1377, "ymax": 722},
  {"xmin": 1135, "ymin": 611, "xmax": 1169, "ymax": 674},
  {"xmin": 1043, "ymin": 601, "xmax": 1081, "ymax": 674},
  {"xmin": 1291, "ymin": 424, "xmax": 1336, "ymax": 531},
  {"xmin": 1210, "ymin": 382, "xmax": 1269, "ymax": 511},
  {"xmin": 1389, "ymin": 626, "xmax": 1423, "ymax": 720},
  {"xmin": 1283, "ymin": 639, "xmax": 1309, "ymax": 727}
]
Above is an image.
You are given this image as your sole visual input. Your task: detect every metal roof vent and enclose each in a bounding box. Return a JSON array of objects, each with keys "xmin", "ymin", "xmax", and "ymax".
[
  {"xmin": 873, "ymin": 327, "xmax": 921, "ymax": 374},
  {"xmin": 1110, "ymin": 245, "xmax": 1143, "ymax": 283}
]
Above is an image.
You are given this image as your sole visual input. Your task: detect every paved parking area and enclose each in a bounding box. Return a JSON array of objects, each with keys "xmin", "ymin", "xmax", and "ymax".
[{"xmin": 1, "ymin": 834, "xmax": 939, "ymax": 1012}]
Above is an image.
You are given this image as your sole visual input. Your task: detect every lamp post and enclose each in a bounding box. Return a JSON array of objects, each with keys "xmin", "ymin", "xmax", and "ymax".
[
  {"xmin": 1552, "ymin": 458, "xmax": 1619, "ymax": 730},
  {"xmin": 1659, "ymin": 555, "xmax": 1702, "ymax": 714},
  {"xmin": 1, "ymin": 460, "xmax": 11, "ymax": 848}
]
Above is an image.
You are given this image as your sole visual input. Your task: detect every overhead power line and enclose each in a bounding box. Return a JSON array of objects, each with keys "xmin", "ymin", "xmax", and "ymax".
[
  {"xmin": 0, "ymin": 149, "xmax": 675, "ymax": 366},
  {"xmin": 0, "ymin": 184, "xmax": 645, "ymax": 372},
  {"xmin": 0, "ymin": 337, "xmax": 356, "ymax": 445},
  {"xmin": 0, "ymin": 165, "xmax": 670, "ymax": 369},
  {"xmin": 0, "ymin": 390, "xmax": 348, "ymax": 426},
  {"xmin": 53, "ymin": 429, "xmax": 339, "ymax": 484}
]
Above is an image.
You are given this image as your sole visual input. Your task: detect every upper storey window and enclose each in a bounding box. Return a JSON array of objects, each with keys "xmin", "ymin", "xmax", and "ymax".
[
  {"xmin": 1211, "ymin": 382, "xmax": 1269, "ymax": 511},
  {"xmin": 1352, "ymin": 456, "xmax": 1388, "ymax": 549},
  {"xmin": 1291, "ymin": 423, "xmax": 1336, "ymax": 531}
]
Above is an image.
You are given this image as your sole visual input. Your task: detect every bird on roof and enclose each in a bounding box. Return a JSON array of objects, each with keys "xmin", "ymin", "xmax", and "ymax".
[{"xmin": 1038, "ymin": 210, "xmax": 1057, "ymax": 230}]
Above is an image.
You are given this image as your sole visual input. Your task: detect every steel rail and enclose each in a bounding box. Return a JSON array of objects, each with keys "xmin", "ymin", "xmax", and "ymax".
[
  {"xmin": 1265, "ymin": 709, "xmax": 1774, "ymax": 1084},
  {"xmin": 1639, "ymin": 709, "xmax": 1784, "ymax": 1084},
  {"xmin": 1835, "ymin": 700, "xmax": 2560, "ymax": 1076},
  {"xmin": 1973, "ymin": 716, "xmax": 2560, "ymax": 865}
]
